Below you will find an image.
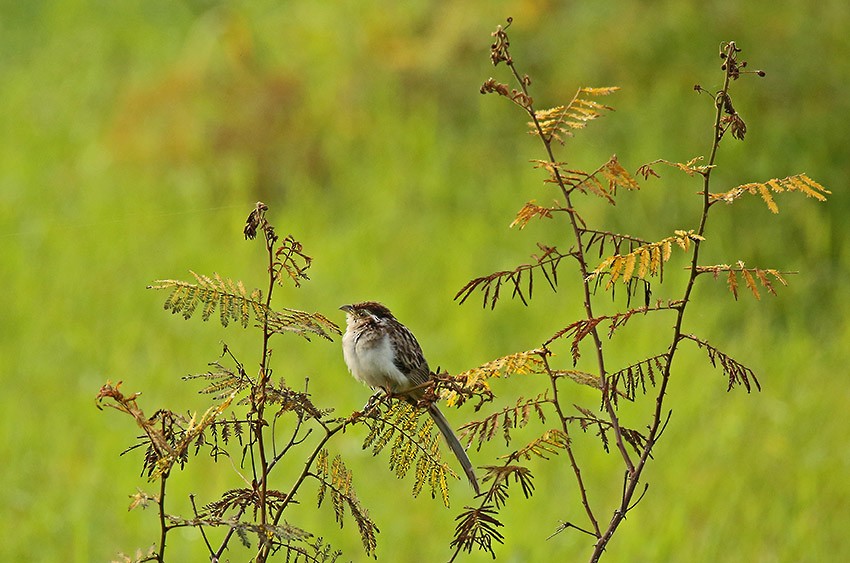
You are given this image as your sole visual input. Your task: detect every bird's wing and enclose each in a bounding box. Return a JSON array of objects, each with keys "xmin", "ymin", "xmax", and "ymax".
[{"xmin": 392, "ymin": 322, "xmax": 431, "ymax": 392}]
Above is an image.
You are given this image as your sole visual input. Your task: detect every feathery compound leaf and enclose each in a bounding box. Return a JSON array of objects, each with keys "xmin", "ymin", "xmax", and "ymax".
[
  {"xmin": 459, "ymin": 394, "xmax": 550, "ymax": 450},
  {"xmin": 683, "ymin": 335, "xmax": 761, "ymax": 392},
  {"xmin": 445, "ymin": 349, "xmax": 548, "ymax": 407},
  {"xmin": 273, "ymin": 235, "xmax": 312, "ymax": 287},
  {"xmin": 637, "ymin": 156, "xmax": 713, "ymax": 179},
  {"xmin": 510, "ymin": 200, "xmax": 555, "ymax": 229},
  {"xmin": 550, "ymin": 369, "xmax": 601, "ymax": 390},
  {"xmin": 183, "ymin": 361, "xmax": 252, "ymax": 400},
  {"xmin": 600, "ymin": 154, "xmax": 641, "ymax": 193},
  {"xmin": 479, "ymin": 465, "xmax": 536, "ymax": 512},
  {"xmin": 316, "ymin": 448, "xmax": 329, "ymax": 509},
  {"xmin": 543, "ymin": 308, "xmax": 673, "ymax": 363},
  {"xmin": 608, "ymin": 354, "xmax": 668, "ymax": 406},
  {"xmin": 148, "ymin": 271, "xmax": 340, "ymax": 340},
  {"xmin": 455, "ymin": 244, "xmax": 570, "ymax": 309},
  {"xmin": 149, "ymin": 271, "xmax": 259, "ymax": 328},
  {"xmin": 563, "ymin": 404, "xmax": 647, "ymax": 455},
  {"xmin": 587, "ymin": 230, "xmax": 704, "ymax": 289},
  {"xmin": 314, "ymin": 454, "xmax": 378, "ymax": 556},
  {"xmin": 266, "ymin": 308, "xmax": 341, "ymax": 341},
  {"xmin": 147, "ymin": 393, "xmax": 236, "ymax": 481},
  {"xmin": 532, "ymin": 155, "xmax": 639, "ymax": 204},
  {"xmin": 709, "ymin": 173, "xmax": 830, "ymax": 213},
  {"xmin": 360, "ymin": 401, "xmax": 455, "ymax": 506},
  {"xmin": 531, "ymin": 87, "xmax": 618, "ymax": 144},
  {"xmin": 451, "ymin": 505, "xmax": 505, "ymax": 558},
  {"xmin": 695, "ymin": 262, "xmax": 791, "ymax": 300},
  {"xmin": 507, "ymin": 428, "xmax": 569, "ymax": 462},
  {"xmin": 545, "ymin": 317, "xmax": 606, "ymax": 364}
]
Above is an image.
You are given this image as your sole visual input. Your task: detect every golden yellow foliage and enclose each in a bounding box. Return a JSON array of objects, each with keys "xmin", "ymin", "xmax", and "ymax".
[
  {"xmin": 444, "ymin": 350, "xmax": 548, "ymax": 407},
  {"xmin": 637, "ymin": 156, "xmax": 714, "ymax": 179},
  {"xmin": 709, "ymin": 173, "xmax": 830, "ymax": 213},
  {"xmin": 531, "ymin": 87, "xmax": 619, "ymax": 144},
  {"xmin": 531, "ymin": 154, "xmax": 639, "ymax": 204},
  {"xmin": 587, "ymin": 230, "xmax": 704, "ymax": 288},
  {"xmin": 510, "ymin": 200, "xmax": 555, "ymax": 229},
  {"xmin": 696, "ymin": 262, "xmax": 789, "ymax": 300}
]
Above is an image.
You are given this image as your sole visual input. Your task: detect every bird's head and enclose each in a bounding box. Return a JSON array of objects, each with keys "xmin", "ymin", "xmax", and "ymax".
[{"xmin": 339, "ymin": 301, "xmax": 395, "ymax": 323}]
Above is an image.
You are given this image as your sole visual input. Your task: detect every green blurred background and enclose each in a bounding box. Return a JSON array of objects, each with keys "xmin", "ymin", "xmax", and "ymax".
[{"xmin": 2, "ymin": 0, "xmax": 848, "ymax": 561}]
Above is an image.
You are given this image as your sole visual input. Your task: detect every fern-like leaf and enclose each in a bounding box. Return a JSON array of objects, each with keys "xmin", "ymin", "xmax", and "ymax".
[
  {"xmin": 459, "ymin": 394, "xmax": 550, "ymax": 450},
  {"xmin": 545, "ymin": 317, "xmax": 607, "ymax": 364},
  {"xmin": 315, "ymin": 448, "xmax": 329, "ymax": 510},
  {"xmin": 582, "ymin": 229, "xmax": 652, "ymax": 260},
  {"xmin": 482, "ymin": 465, "xmax": 536, "ymax": 511},
  {"xmin": 445, "ymin": 349, "xmax": 548, "ymax": 407},
  {"xmin": 314, "ymin": 453, "xmax": 378, "ymax": 556},
  {"xmin": 273, "ymin": 234, "xmax": 313, "ymax": 288},
  {"xmin": 565, "ymin": 404, "xmax": 647, "ymax": 455},
  {"xmin": 450, "ymin": 505, "xmax": 505, "ymax": 558},
  {"xmin": 148, "ymin": 271, "xmax": 340, "ymax": 340},
  {"xmin": 709, "ymin": 173, "xmax": 830, "ymax": 213},
  {"xmin": 532, "ymin": 154, "xmax": 639, "ymax": 204},
  {"xmin": 531, "ymin": 87, "xmax": 619, "ymax": 144},
  {"xmin": 150, "ymin": 394, "xmax": 236, "ymax": 480},
  {"xmin": 507, "ymin": 429, "xmax": 569, "ymax": 462},
  {"xmin": 637, "ymin": 156, "xmax": 714, "ymax": 179},
  {"xmin": 183, "ymin": 361, "xmax": 251, "ymax": 400},
  {"xmin": 587, "ymin": 230, "xmax": 704, "ymax": 289},
  {"xmin": 455, "ymin": 244, "xmax": 571, "ymax": 309},
  {"xmin": 509, "ymin": 200, "xmax": 556, "ymax": 229},
  {"xmin": 608, "ymin": 354, "xmax": 668, "ymax": 406},
  {"xmin": 683, "ymin": 335, "xmax": 761, "ymax": 392},
  {"xmin": 360, "ymin": 401, "xmax": 454, "ymax": 506},
  {"xmin": 695, "ymin": 262, "xmax": 790, "ymax": 300}
]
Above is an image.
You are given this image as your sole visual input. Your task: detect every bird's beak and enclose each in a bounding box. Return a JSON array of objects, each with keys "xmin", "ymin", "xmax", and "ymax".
[{"xmin": 339, "ymin": 304, "xmax": 353, "ymax": 313}]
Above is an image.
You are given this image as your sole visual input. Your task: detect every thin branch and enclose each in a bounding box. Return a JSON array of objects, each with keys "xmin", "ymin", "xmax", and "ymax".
[
  {"xmin": 190, "ymin": 494, "xmax": 216, "ymax": 558},
  {"xmin": 589, "ymin": 40, "xmax": 742, "ymax": 563},
  {"xmin": 547, "ymin": 520, "xmax": 598, "ymax": 540},
  {"xmin": 500, "ymin": 24, "xmax": 635, "ymax": 476},
  {"xmin": 543, "ymin": 354, "xmax": 600, "ymax": 538},
  {"xmin": 156, "ymin": 468, "xmax": 168, "ymax": 563}
]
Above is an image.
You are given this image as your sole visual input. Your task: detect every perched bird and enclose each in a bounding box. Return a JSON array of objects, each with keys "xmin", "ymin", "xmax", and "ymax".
[{"xmin": 340, "ymin": 301, "xmax": 479, "ymax": 495}]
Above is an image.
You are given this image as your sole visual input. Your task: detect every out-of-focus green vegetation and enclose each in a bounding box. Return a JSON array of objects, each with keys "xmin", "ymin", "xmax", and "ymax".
[{"xmin": 2, "ymin": 1, "xmax": 848, "ymax": 561}]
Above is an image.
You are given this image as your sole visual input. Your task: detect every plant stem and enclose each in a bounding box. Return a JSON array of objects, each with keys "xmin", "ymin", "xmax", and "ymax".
[
  {"xmin": 587, "ymin": 41, "xmax": 737, "ymax": 563},
  {"xmin": 254, "ymin": 232, "xmax": 278, "ymax": 562},
  {"xmin": 544, "ymin": 354, "xmax": 601, "ymax": 538},
  {"xmin": 157, "ymin": 471, "xmax": 168, "ymax": 563},
  {"xmin": 504, "ymin": 55, "xmax": 634, "ymax": 535}
]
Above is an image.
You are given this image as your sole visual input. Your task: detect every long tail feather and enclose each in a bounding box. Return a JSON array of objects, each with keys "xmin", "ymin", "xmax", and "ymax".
[{"xmin": 428, "ymin": 404, "xmax": 480, "ymax": 495}]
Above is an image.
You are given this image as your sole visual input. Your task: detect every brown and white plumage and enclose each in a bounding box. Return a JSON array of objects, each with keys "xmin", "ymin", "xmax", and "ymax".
[{"xmin": 340, "ymin": 301, "xmax": 479, "ymax": 495}]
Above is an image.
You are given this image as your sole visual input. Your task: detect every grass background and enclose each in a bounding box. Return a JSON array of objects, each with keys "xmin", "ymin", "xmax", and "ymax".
[{"xmin": 2, "ymin": 1, "xmax": 848, "ymax": 561}]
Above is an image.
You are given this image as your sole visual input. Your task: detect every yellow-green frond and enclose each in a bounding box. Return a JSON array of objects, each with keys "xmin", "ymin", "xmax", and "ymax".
[
  {"xmin": 530, "ymin": 86, "xmax": 618, "ymax": 144},
  {"xmin": 696, "ymin": 262, "xmax": 791, "ymax": 300},
  {"xmin": 147, "ymin": 271, "xmax": 340, "ymax": 340},
  {"xmin": 312, "ymin": 453, "xmax": 378, "ymax": 555},
  {"xmin": 459, "ymin": 394, "xmax": 550, "ymax": 450},
  {"xmin": 600, "ymin": 155, "xmax": 640, "ymax": 192},
  {"xmin": 445, "ymin": 349, "xmax": 548, "ymax": 407},
  {"xmin": 510, "ymin": 200, "xmax": 555, "ymax": 230},
  {"xmin": 507, "ymin": 429, "xmax": 569, "ymax": 462},
  {"xmin": 550, "ymin": 370, "xmax": 601, "ymax": 390},
  {"xmin": 709, "ymin": 173, "xmax": 830, "ymax": 213},
  {"xmin": 587, "ymin": 230, "xmax": 704, "ymax": 288},
  {"xmin": 531, "ymin": 155, "xmax": 639, "ymax": 204},
  {"xmin": 637, "ymin": 156, "xmax": 713, "ymax": 179},
  {"xmin": 360, "ymin": 401, "xmax": 455, "ymax": 507}
]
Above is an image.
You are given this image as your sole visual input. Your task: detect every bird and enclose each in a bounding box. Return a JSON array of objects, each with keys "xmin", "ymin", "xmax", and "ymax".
[{"xmin": 340, "ymin": 301, "xmax": 480, "ymax": 495}]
